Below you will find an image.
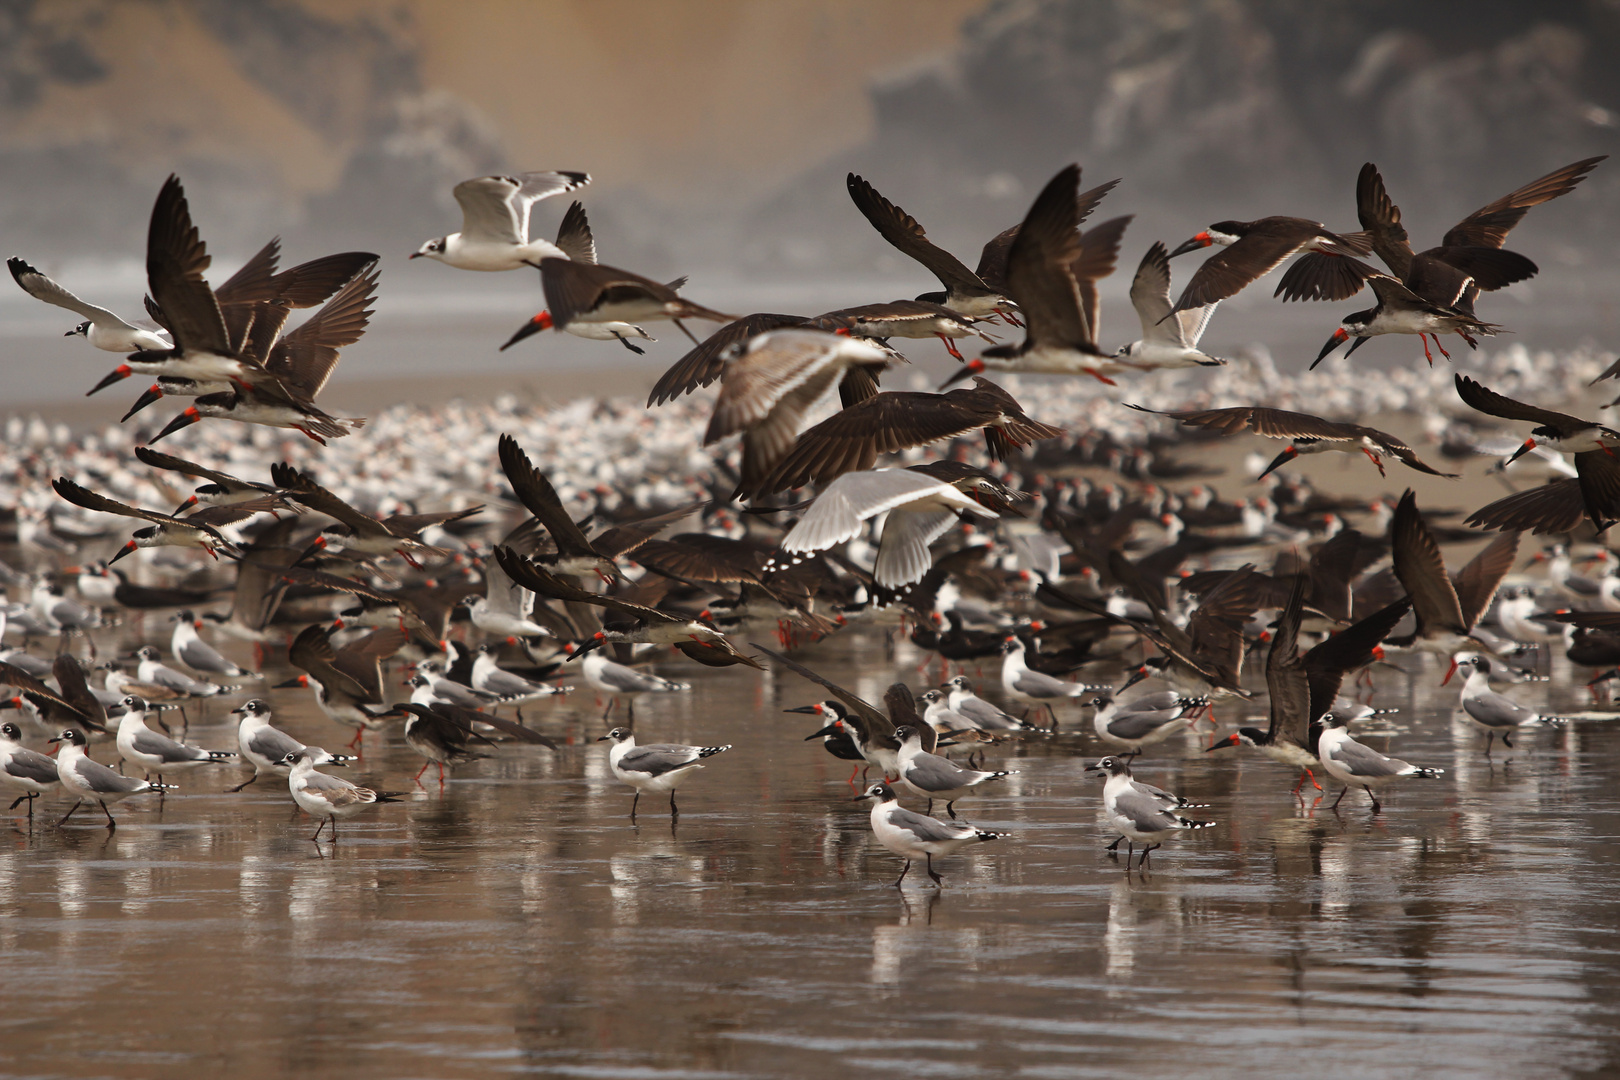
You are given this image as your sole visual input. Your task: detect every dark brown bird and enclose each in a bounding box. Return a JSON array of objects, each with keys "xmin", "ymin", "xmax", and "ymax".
[
  {"xmin": 1167, "ymin": 217, "xmax": 1371, "ymax": 313},
  {"xmin": 538, "ymin": 257, "xmax": 736, "ymax": 345}
]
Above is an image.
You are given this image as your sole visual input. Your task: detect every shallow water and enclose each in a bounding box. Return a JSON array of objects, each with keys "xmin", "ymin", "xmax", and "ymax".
[{"xmin": 4, "ymin": 626, "xmax": 1620, "ymax": 1079}]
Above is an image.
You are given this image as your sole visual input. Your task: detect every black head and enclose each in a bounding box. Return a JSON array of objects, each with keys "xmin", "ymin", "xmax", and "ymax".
[
  {"xmin": 67, "ymin": 321, "xmax": 90, "ymax": 338},
  {"xmin": 1085, "ymin": 755, "xmax": 1131, "ymax": 777},
  {"xmin": 120, "ymin": 694, "xmax": 147, "ymax": 711},
  {"xmin": 943, "ymin": 676, "xmax": 972, "ymax": 692},
  {"xmin": 232, "ymin": 699, "xmax": 269, "ymax": 717},
  {"xmin": 597, "ymin": 727, "xmax": 632, "ymax": 743},
  {"xmin": 892, "ymin": 724, "xmax": 918, "ymax": 742},
  {"xmin": 51, "ymin": 728, "xmax": 88, "ymax": 746},
  {"xmin": 0, "ymin": 722, "xmax": 21, "ymax": 740},
  {"xmin": 857, "ymin": 781, "xmax": 895, "ymax": 802},
  {"xmin": 135, "ymin": 646, "xmax": 160, "ymax": 661}
]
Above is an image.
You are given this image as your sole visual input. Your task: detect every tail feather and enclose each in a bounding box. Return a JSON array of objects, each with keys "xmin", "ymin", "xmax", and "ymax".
[
  {"xmin": 696, "ymin": 744, "xmax": 731, "ymax": 758},
  {"xmin": 1176, "ymin": 817, "xmax": 1216, "ymax": 829},
  {"xmin": 1410, "ymin": 767, "xmax": 1444, "ymax": 779}
]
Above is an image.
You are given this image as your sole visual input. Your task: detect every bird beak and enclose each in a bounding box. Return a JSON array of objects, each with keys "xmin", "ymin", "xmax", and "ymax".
[
  {"xmin": 408, "ymin": 251, "xmax": 424, "ymax": 259},
  {"xmin": 1168, "ymin": 232, "xmax": 1213, "ymax": 258},
  {"xmin": 1506, "ymin": 438, "xmax": 1537, "ymax": 465},
  {"xmin": 595, "ymin": 734, "xmax": 613, "ymax": 742},
  {"xmin": 151, "ymin": 406, "xmax": 201, "ymax": 443},
  {"xmin": 272, "ymin": 676, "xmax": 308, "ymax": 689},
  {"xmin": 121, "ymin": 384, "xmax": 165, "ymax": 422},
  {"xmin": 1205, "ymin": 734, "xmax": 1239, "ymax": 752},
  {"xmin": 1441, "ymin": 658, "xmax": 1460, "ymax": 686},
  {"xmin": 108, "ymin": 540, "xmax": 138, "ymax": 565},
  {"xmin": 804, "ymin": 722, "xmax": 844, "ymax": 740},
  {"xmin": 499, "ymin": 311, "xmax": 553, "ymax": 351},
  {"xmin": 1310, "ymin": 328, "xmax": 1350, "ymax": 370},
  {"xmin": 1257, "ymin": 446, "xmax": 1298, "ymax": 479},
  {"xmin": 1119, "ymin": 666, "xmax": 1149, "ymax": 692},
  {"xmin": 172, "ymin": 495, "xmax": 199, "ymax": 516},
  {"xmin": 937, "ymin": 358, "xmax": 986, "ymax": 391},
  {"xmin": 1343, "ymin": 334, "xmax": 1370, "ymax": 358},
  {"xmin": 87, "ymin": 364, "xmax": 133, "ymax": 396},
  {"xmin": 784, "ymin": 705, "xmax": 822, "ymax": 715}
]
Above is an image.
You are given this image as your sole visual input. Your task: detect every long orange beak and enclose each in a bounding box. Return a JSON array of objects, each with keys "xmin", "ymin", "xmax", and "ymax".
[
  {"xmin": 499, "ymin": 311, "xmax": 554, "ymax": 351},
  {"xmin": 1441, "ymin": 658, "xmax": 1459, "ymax": 686}
]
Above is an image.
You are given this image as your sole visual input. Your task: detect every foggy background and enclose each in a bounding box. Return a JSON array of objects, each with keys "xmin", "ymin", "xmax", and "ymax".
[{"xmin": 2, "ymin": 0, "xmax": 1617, "ymax": 415}]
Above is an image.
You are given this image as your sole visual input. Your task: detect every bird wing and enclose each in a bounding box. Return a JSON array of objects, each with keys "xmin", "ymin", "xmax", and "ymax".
[
  {"xmin": 1172, "ymin": 222, "xmax": 1324, "ymax": 312},
  {"xmin": 750, "ymin": 642, "xmax": 895, "ymax": 742},
  {"xmin": 496, "ymin": 434, "xmax": 601, "ymax": 558},
  {"xmin": 552, "ymin": 201, "xmax": 597, "ymax": 264},
  {"xmin": 287, "ymin": 624, "xmax": 373, "ymax": 699},
  {"xmin": 1110, "ymin": 788, "xmax": 1180, "ymax": 832},
  {"xmin": 1442, "ymin": 156, "xmax": 1606, "ymax": 249},
  {"xmin": 1302, "ymin": 596, "xmax": 1412, "ymax": 724},
  {"xmin": 453, "ymin": 172, "xmax": 587, "ymax": 244},
  {"xmin": 1264, "ymin": 575, "xmax": 1311, "ymax": 745},
  {"xmin": 874, "ymin": 506, "xmax": 968, "ymax": 588},
  {"xmin": 1355, "ymin": 163, "xmax": 1415, "ymax": 277},
  {"xmin": 1452, "ymin": 530, "xmax": 1521, "ymax": 632},
  {"xmin": 1575, "ymin": 450, "xmax": 1620, "ymax": 532},
  {"xmin": 591, "ymin": 501, "xmax": 709, "ymax": 560},
  {"xmin": 495, "ymin": 547, "xmax": 678, "ymax": 626},
  {"xmin": 7, "ymin": 257, "xmax": 137, "ymax": 327},
  {"xmin": 705, "ymin": 328, "xmax": 859, "ymax": 444},
  {"xmin": 1071, "ymin": 215, "xmax": 1132, "ymax": 342},
  {"xmin": 1129, "ymin": 242, "xmax": 1177, "ymax": 343},
  {"xmin": 145, "ymin": 175, "xmax": 234, "ymax": 356},
  {"xmin": 266, "ymin": 263, "xmax": 379, "ymax": 398},
  {"xmin": 1129, "ymin": 404, "xmax": 1356, "ymax": 442},
  {"xmin": 1002, "ymin": 164, "xmax": 1093, "ymax": 348},
  {"xmin": 648, "ymin": 313, "xmax": 808, "ymax": 406},
  {"xmin": 1453, "ymin": 374, "xmax": 1585, "ymax": 433},
  {"xmin": 0, "ymin": 661, "xmax": 93, "ymax": 722},
  {"xmin": 1272, "ymin": 249, "xmax": 1381, "ymax": 302},
  {"xmin": 633, "ymin": 535, "xmax": 768, "ymax": 584},
  {"xmin": 846, "ymin": 172, "xmax": 989, "ymax": 297},
  {"xmin": 1391, "ymin": 490, "xmax": 1467, "ymax": 634},
  {"xmin": 779, "ymin": 470, "xmax": 966, "ymax": 552},
  {"xmin": 51, "ymin": 477, "xmax": 194, "ymax": 530},
  {"xmin": 52, "ymin": 654, "xmax": 109, "ymax": 728},
  {"xmin": 380, "ymin": 505, "xmax": 482, "ymax": 537},
  {"xmin": 211, "ymin": 238, "xmax": 282, "ymax": 307},
  {"xmin": 132, "ymin": 446, "xmax": 248, "ymax": 489},
  {"xmin": 1464, "ymin": 479, "xmax": 1587, "ymax": 536},
  {"xmin": 1349, "ymin": 426, "xmax": 1460, "ymax": 477},
  {"xmin": 268, "ymin": 463, "xmax": 389, "ymax": 537},
  {"xmin": 539, "ymin": 258, "xmax": 673, "ymax": 330}
]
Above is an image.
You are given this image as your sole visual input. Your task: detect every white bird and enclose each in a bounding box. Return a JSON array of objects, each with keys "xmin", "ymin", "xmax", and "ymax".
[
  {"xmin": 892, "ymin": 724, "xmax": 1013, "ymax": 818},
  {"xmin": 471, "ymin": 644, "xmax": 570, "ymax": 711},
  {"xmin": 1086, "ymin": 755, "xmax": 1213, "ymax": 870},
  {"xmin": 136, "ymin": 645, "xmax": 224, "ymax": 698},
  {"xmin": 411, "ymin": 171, "xmax": 590, "ymax": 270},
  {"xmin": 857, "ymin": 781, "xmax": 1004, "ymax": 888},
  {"xmin": 281, "ymin": 747, "xmax": 402, "ymax": 841},
  {"xmin": 51, "ymin": 727, "xmax": 172, "ymax": 828},
  {"xmin": 580, "ymin": 653, "xmax": 689, "ymax": 715},
  {"xmin": 227, "ymin": 698, "xmax": 351, "ymax": 792},
  {"xmin": 1448, "ymin": 655, "xmax": 1569, "ymax": 756},
  {"xmin": 115, "ymin": 695, "xmax": 235, "ymax": 780},
  {"xmin": 0, "ymin": 720, "xmax": 60, "ymax": 822},
  {"xmin": 170, "ymin": 610, "xmax": 255, "ymax": 679},
  {"xmin": 1316, "ymin": 713, "xmax": 1444, "ymax": 813},
  {"xmin": 1113, "ymin": 241, "xmax": 1226, "ymax": 370},
  {"xmin": 8, "ymin": 257, "xmax": 172, "ymax": 352},
  {"xmin": 597, "ymin": 726, "xmax": 728, "ymax": 819},
  {"xmin": 780, "ymin": 469, "xmax": 998, "ymax": 590}
]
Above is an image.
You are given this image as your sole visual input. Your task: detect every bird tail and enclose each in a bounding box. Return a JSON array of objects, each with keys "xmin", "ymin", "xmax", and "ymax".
[
  {"xmin": 1176, "ymin": 817, "xmax": 1216, "ymax": 830},
  {"xmin": 145, "ymin": 781, "xmax": 178, "ymax": 794},
  {"xmin": 696, "ymin": 744, "xmax": 731, "ymax": 758},
  {"xmin": 374, "ymin": 790, "xmax": 410, "ymax": 803},
  {"xmin": 206, "ymin": 750, "xmax": 237, "ymax": 762},
  {"xmin": 1176, "ymin": 696, "xmax": 1210, "ymax": 710},
  {"xmin": 1410, "ymin": 767, "xmax": 1445, "ymax": 779},
  {"xmin": 973, "ymin": 830, "xmax": 1007, "ymax": 842}
]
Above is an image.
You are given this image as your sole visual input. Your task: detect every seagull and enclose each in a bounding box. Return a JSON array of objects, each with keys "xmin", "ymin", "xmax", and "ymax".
[
  {"xmin": 1126, "ymin": 403, "xmax": 1458, "ymax": 480},
  {"xmin": 411, "ymin": 171, "xmax": 590, "ymax": 270},
  {"xmin": 406, "ymin": 669, "xmax": 498, "ymax": 712},
  {"xmin": 856, "ymin": 781, "xmax": 1003, "ymax": 888},
  {"xmin": 538, "ymin": 257, "xmax": 736, "ymax": 345},
  {"xmin": 891, "ymin": 721, "xmax": 1013, "ymax": 819},
  {"xmin": 115, "ymin": 694, "xmax": 234, "ymax": 781},
  {"xmin": 1317, "ymin": 712, "xmax": 1444, "ymax": 814},
  {"xmin": 758, "ymin": 378, "xmax": 1061, "ymax": 497},
  {"xmin": 51, "ymin": 477, "xmax": 246, "ymax": 562},
  {"xmin": 470, "ymin": 643, "xmax": 570, "ymax": 711},
  {"xmin": 1085, "ymin": 755, "xmax": 1214, "ymax": 870},
  {"xmin": 135, "ymin": 645, "xmax": 224, "ymax": 698},
  {"xmin": 778, "ymin": 469, "xmax": 999, "ymax": 590},
  {"xmin": 281, "ymin": 747, "xmax": 403, "ymax": 841},
  {"xmin": 580, "ymin": 653, "xmax": 689, "ymax": 715},
  {"xmin": 1089, "ymin": 690, "xmax": 1207, "ymax": 754},
  {"xmin": 597, "ymin": 726, "xmax": 730, "ymax": 820},
  {"xmin": 8, "ymin": 256, "xmax": 172, "ymax": 352},
  {"xmin": 1445, "ymin": 654, "xmax": 1570, "ymax": 756},
  {"xmin": 999, "ymin": 637, "xmax": 1106, "ymax": 724},
  {"xmin": 51, "ymin": 727, "xmax": 173, "ymax": 829},
  {"xmin": 170, "ymin": 610, "xmax": 256, "ymax": 679},
  {"xmin": 1112, "ymin": 242, "xmax": 1227, "ymax": 370},
  {"xmin": 227, "ymin": 698, "xmax": 352, "ymax": 792},
  {"xmin": 0, "ymin": 720, "xmax": 60, "ymax": 822},
  {"xmin": 941, "ymin": 676, "xmax": 1040, "ymax": 732}
]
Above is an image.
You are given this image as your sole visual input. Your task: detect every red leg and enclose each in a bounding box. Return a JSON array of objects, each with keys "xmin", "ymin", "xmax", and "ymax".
[
  {"xmin": 1084, "ymin": 368, "xmax": 1118, "ymax": 386},
  {"xmin": 1360, "ymin": 446, "xmax": 1387, "ymax": 477},
  {"xmin": 1432, "ymin": 334, "xmax": 1452, "ymax": 360},
  {"xmin": 1419, "ymin": 335, "xmax": 1434, "ymax": 366},
  {"xmin": 938, "ymin": 334, "xmax": 964, "ymax": 362},
  {"xmin": 347, "ymin": 729, "xmax": 365, "ymax": 753},
  {"xmin": 414, "ymin": 760, "xmax": 430, "ymax": 782}
]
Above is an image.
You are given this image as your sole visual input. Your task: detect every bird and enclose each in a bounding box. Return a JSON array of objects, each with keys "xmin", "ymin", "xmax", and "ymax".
[
  {"xmin": 777, "ymin": 469, "xmax": 999, "ymax": 590},
  {"xmin": 1390, "ymin": 490, "xmax": 1520, "ymax": 658},
  {"xmin": 227, "ymin": 698, "xmax": 351, "ymax": 792},
  {"xmin": 281, "ymin": 747, "xmax": 404, "ymax": 841},
  {"xmin": 891, "ymin": 722, "xmax": 1013, "ymax": 819},
  {"xmin": 1454, "ymin": 373, "xmax": 1620, "ymax": 534},
  {"xmin": 756, "ymin": 644, "xmax": 903, "ymax": 778},
  {"xmin": 758, "ymin": 379, "xmax": 1061, "ymax": 498},
  {"xmin": 115, "ymin": 694, "xmax": 234, "ymax": 782},
  {"xmin": 538, "ymin": 257, "xmax": 736, "ymax": 345},
  {"xmin": 1085, "ymin": 755, "xmax": 1214, "ymax": 871},
  {"xmin": 647, "ymin": 312, "xmax": 810, "ymax": 406},
  {"xmin": 169, "ymin": 610, "xmax": 255, "ymax": 680},
  {"xmin": 1310, "ymin": 271, "xmax": 1498, "ymax": 368},
  {"xmin": 1167, "ymin": 215, "xmax": 1371, "ymax": 313},
  {"xmin": 845, "ymin": 172, "xmax": 1016, "ymax": 320},
  {"xmin": 1089, "ymin": 690, "xmax": 1207, "ymax": 754},
  {"xmin": 1127, "ymin": 403, "xmax": 1457, "ymax": 480},
  {"xmin": 50, "ymin": 477, "xmax": 246, "ymax": 562},
  {"xmin": 393, "ymin": 701, "xmax": 543, "ymax": 787},
  {"xmin": 8, "ymin": 256, "xmax": 172, "ymax": 352},
  {"xmin": 856, "ymin": 780, "xmax": 1004, "ymax": 888},
  {"xmin": 411, "ymin": 170, "xmax": 590, "ymax": 270},
  {"xmin": 133, "ymin": 645, "xmax": 225, "ymax": 700},
  {"xmin": 0, "ymin": 720, "xmax": 60, "ymax": 822},
  {"xmin": 273, "ymin": 462, "xmax": 479, "ymax": 568},
  {"xmin": 52, "ymin": 727, "xmax": 173, "ymax": 829},
  {"xmin": 1112, "ymin": 242, "xmax": 1227, "ymax": 370},
  {"xmin": 1316, "ymin": 712, "xmax": 1444, "ymax": 814},
  {"xmin": 580, "ymin": 653, "xmax": 689, "ymax": 717},
  {"xmin": 133, "ymin": 446, "xmax": 300, "ymax": 516},
  {"xmin": 597, "ymin": 726, "xmax": 730, "ymax": 820},
  {"xmin": 810, "ymin": 300, "xmax": 995, "ymax": 362},
  {"xmin": 470, "ymin": 643, "xmax": 570, "ymax": 713},
  {"xmin": 1445, "ymin": 655, "xmax": 1570, "ymax": 756},
  {"xmin": 999, "ymin": 637, "xmax": 1105, "ymax": 724},
  {"xmin": 789, "ymin": 701, "xmax": 871, "ymax": 783},
  {"xmin": 276, "ymin": 623, "xmax": 407, "ymax": 747},
  {"xmin": 941, "ymin": 676, "xmax": 1040, "ymax": 732}
]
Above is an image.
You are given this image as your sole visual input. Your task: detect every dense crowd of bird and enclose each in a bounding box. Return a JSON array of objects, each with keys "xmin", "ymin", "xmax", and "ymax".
[{"xmin": 3, "ymin": 151, "xmax": 1617, "ymax": 885}]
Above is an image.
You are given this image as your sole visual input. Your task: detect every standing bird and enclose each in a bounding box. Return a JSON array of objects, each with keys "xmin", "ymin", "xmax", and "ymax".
[
  {"xmin": 227, "ymin": 698, "xmax": 351, "ymax": 792},
  {"xmin": 891, "ymin": 723, "xmax": 1013, "ymax": 819},
  {"xmin": 8, "ymin": 256, "xmax": 171, "ymax": 352},
  {"xmin": 597, "ymin": 727, "xmax": 730, "ymax": 820},
  {"xmin": 170, "ymin": 611, "xmax": 255, "ymax": 680},
  {"xmin": 1090, "ymin": 691, "xmax": 1207, "ymax": 755},
  {"xmin": 1445, "ymin": 655, "xmax": 1570, "ymax": 756},
  {"xmin": 580, "ymin": 653, "xmax": 688, "ymax": 718},
  {"xmin": 281, "ymin": 747, "xmax": 403, "ymax": 841},
  {"xmin": 1000, "ymin": 637, "xmax": 1104, "ymax": 725},
  {"xmin": 411, "ymin": 171, "xmax": 590, "ymax": 270},
  {"xmin": 1317, "ymin": 713, "xmax": 1444, "ymax": 814},
  {"xmin": 0, "ymin": 721, "xmax": 61, "ymax": 822},
  {"xmin": 1085, "ymin": 755, "xmax": 1214, "ymax": 871},
  {"xmin": 1113, "ymin": 242, "xmax": 1227, "ymax": 370},
  {"xmin": 942, "ymin": 676, "xmax": 1040, "ymax": 733},
  {"xmin": 52, "ymin": 728, "xmax": 173, "ymax": 829},
  {"xmin": 857, "ymin": 781, "xmax": 1004, "ymax": 889},
  {"xmin": 115, "ymin": 695, "xmax": 234, "ymax": 782}
]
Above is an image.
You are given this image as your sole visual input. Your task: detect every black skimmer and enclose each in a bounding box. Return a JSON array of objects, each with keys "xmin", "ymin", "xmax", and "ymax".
[
  {"xmin": 50, "ymin": 477, "xmax": 244, "ymax": 562},
  {"xmin": 0, "ymin": 658, "xmax": 106, "ymax": 739},
  {"xmin": 942, "ymin": 166, "xmax": 1131, "ymax": 384},
  {"xmin": 411, "ymin": 170, "xmax": 590, "ymax": 270},
  {"xmin": 905, "ymin": 460, "xmax": 1032, "ymax": 515},
  {"xmin": 280, "ymin": 747, "xmax": 403, "ymax": 841},
  {"xmin": 647, "ymin": 313, "xmax": 809, "ymax": 406},
  {"xmin": 1125, "ymin": 403, "xmax": 1457, "ymax": 479},
  {"xmin": 0, "ymin": 721, "xmax": 60, "ymax": 822},
  {"xmin": 132, "ymin": 446, "xmax": 299, "ymax": 517},
  {"xmin": 538, "ymin": 257, "xmax": 735, "ymax": 345},
  {"xmin": 1310, "ymin": 270, "xmax": 1497, "ymax": 368},
  {"xmin": 778, "ymin": 469, "xmax": 999, "ymax": 590},
  {"xmin": 395, "ymin": 701, "xmax": 555, "ymax": 786},
  {"xmin": 857, "ymin": 780, "xmax": 1004, "ymax": 888},
  {"xmin": 1167, "ymin": 215, "xmax": 1371, "ymax": 313},
  {"xmin": 227, "ymin": 699, "xmax": 352, "ymax": 792},
  {"xmin": 755, "ymin": 643, "xmax": 902, "ymax": 777},
  {"xmin": 146, "ymin": 263, "xmax": 378, "ymax": 443},
  {"xmin": 276, "ymin": 623, "xmax": 406, "ymax": 746},
  {"xmin": 1084, "ymin": 755, "xmax": 1213, "ymax": 871},
  {"xmin": 757, "ymin": 378, "xmax": 1061, "ymax": 497},
  {"xmin": 500, "ymin": 202, "xmax": 673, "ymax": 354},
  {"xmin": 1446, "ymin": 655, "xmax": 1571, "ymax": 755},
  {"xmin": 598, "ymin": 726, "xmax": 730, "ymax": 820},
  {"xmin": 1454, "ymin": 373, "xmax": 1620, "ymax": 534},
  {"xmin": 8, "ymin": 256, "xmax": 171, "ymax": 352},
  {"xmin": 792, "ymin": 702, "xmax": 868, "ymax": 781},
  {"xmin": 811, "ymin": 299, "xmax": 994, "ymax": 361},
  {"xmin": 497, "ymin": 434, "xmax": 620, "ymax": 581},
  {"xmin": 273, "ymin": 462, "xmax": 479, "ymax": 567},
  {"xmin": 971, "ymin": 177, "xmax": 1121, "ymax": 295},
  {"xmin": 1317, "ymin": 713, "xmax": 1444, "ymax": 814},
  {"xmin": 1390, "ymin": 490, "xmax": 1519, "ymax": 659},
  {"xmin": 51, "ymin": 728, "xmax": 173, "ymax": 829},
  {"xmin": 845, "ymin": 172, "xmax": 1016, "ymax": 320},
  {"xmin": 115, "ymin": 695, "xmax": 234, "ymax": 782},
  {"xmin": 1112, "ymin": 242, "xmax": 1227, "ymax": 370},
  {"xmin": 702, "ymin": 327, "xmax": 894, "ymax": 496}
]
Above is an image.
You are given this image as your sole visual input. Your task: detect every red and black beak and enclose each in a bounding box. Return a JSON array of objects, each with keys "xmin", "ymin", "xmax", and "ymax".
[
  {"xmin": 1441, "ymin": 657, "xmax": 1460, "ymax": 686},
  {"xmin": 88, "ymin": 363, "xmax": 133, "ymax": 396},
  {"xmin": 108, "ymin": 539, "xmax": 138, "ymax": 565},
  {"xmin": 500, "ymin": 311, "xmax": 553, "ymax": 351},
  {"xmin": 1311, "ymin": 327, "xmax": 1351, "ymax": 370},
  {"xmin": 171, "ymin": 494, "xmax": 199, "ymax": 516},
  {"xmin": 937, "ymin": 358, "xmax": 987, "ymax": 391},
  {"xmin": 1168, "ymin": 231, "xmax": 1214, "ymax": 258},
  {"xmin": 272, "ymin": 675, "xmax": 309, "ymax": 689},
  {"xmin": 1257, "ymin": 446, "xmax": 1299, "ymax": 480},
  {"xmin": 121, "ymin": 384, "xmax": 165, "ymax": 422},
  {"xmin": 151, "ymin": 406, "xmax": 201, "ymax": 443},
  {"xmin": 1204, "ymin": 733, "xmax": 1240, "ymax": 752},
  {"xmin": 1506, "ymin": 438, "xmax": 1537, "ymax": 465}
]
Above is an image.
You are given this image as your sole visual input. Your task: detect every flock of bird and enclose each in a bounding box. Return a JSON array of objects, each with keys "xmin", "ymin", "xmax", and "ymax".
[{"xmin": 2, "ymin": 150, "xmax": 1617, "ymax": 885}]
